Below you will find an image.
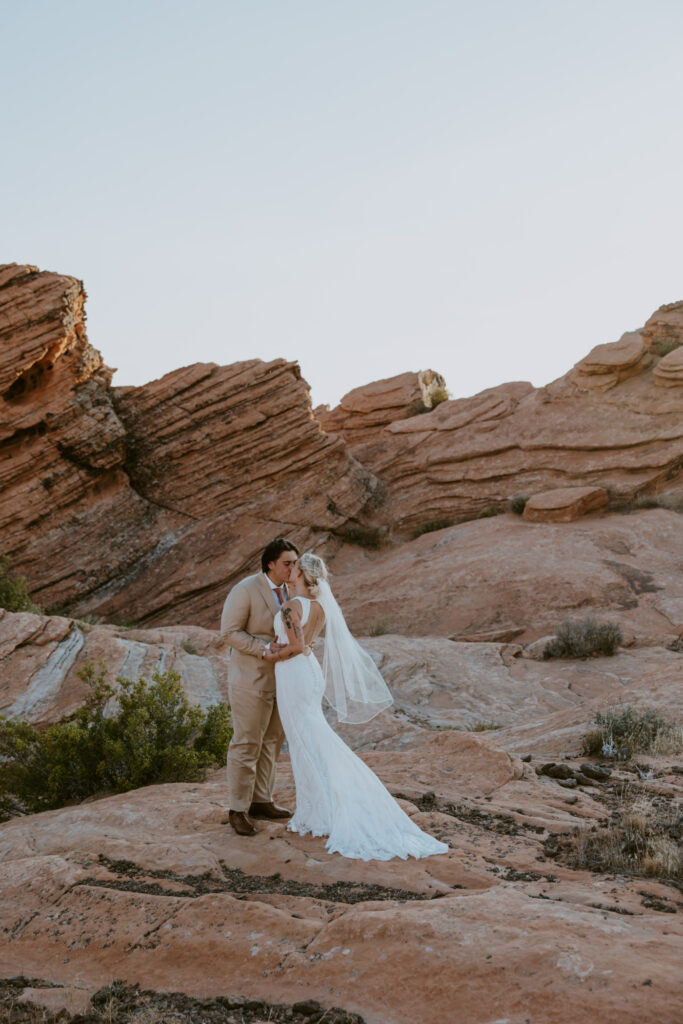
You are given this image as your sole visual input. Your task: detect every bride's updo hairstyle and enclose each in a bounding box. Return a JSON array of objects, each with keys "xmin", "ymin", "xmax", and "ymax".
[{"xmin": 299, "ymin": 552, "xmax": 329, "ymax": 596}]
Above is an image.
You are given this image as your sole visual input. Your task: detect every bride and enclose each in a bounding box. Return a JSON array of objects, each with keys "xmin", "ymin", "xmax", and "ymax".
[{"xmin": 269, "ymin": 551, "xmax": 448, "ymax": 861}]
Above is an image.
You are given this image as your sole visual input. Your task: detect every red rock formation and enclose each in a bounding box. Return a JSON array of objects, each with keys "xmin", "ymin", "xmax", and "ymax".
[
  {"xmin": 0, "ymin": 264, "xmax": 379, "ymax": 626},
  {"xmin": 570, "ymin": 331, "xmax": 652, "ymax": 391},
  {"xmin": 654, "ymin": 345, "xmax": 683, "ymax": 387},
  {"xmin": 0, "ymin": 607, "xmax": 227, "ymax": 724},
  {"xmin": 328, "ymin": 508, "xmax": 683, "ymax": 642},
  {"xmin": 522, "ymin": 485, "xmax": 608, "ymax": 522},
  {"xmin": 323, "ymin": 328, "xmax": 682, "ymax": 533},
  {"xmin": 1, "ymin": 727, "xmax": 681, "ymax": 1024},
  {"xmin": 315, "ymin": 369, "xmax": 446, "ymax": 443},
  {"xmin": 641, "ymin": 298, "xmax": 683, "ymax": 354},
  {"xmin": 2, "ymin": 263, "xmax": 682, "ymax": 631},
  {"xmin": 0, "ymin": 263, "xmax": 159, "ymax": 616}
]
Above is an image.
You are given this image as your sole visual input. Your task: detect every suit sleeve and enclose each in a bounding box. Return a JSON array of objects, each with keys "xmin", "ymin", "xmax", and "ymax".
[{"xmin": 221, "ymin": 583, "xmax": 266, "ymax": 659}]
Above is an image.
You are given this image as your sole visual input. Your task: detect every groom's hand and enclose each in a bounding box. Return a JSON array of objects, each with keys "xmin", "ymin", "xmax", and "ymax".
[{"xmin": 263, "ymin": 641, "xmax": 287, "ymax": 663}]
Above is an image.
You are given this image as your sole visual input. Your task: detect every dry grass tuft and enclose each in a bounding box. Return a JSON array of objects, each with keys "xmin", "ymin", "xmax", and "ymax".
[
  {"xmin": 412, "ymin": 518, "xmax": 454, "ymax": 538},
  {"xmin": 568, "ymin": 787, "xmax": 682, "ymax": 882},
  {"xmin": 582, "ymin": 705, "xmax": 682, "ymax": 757},
  {"xmin": 544, "ymin": 616, "xmax": 622, "ymax": 659},
  {"xmin": 369, "ymin": 619, "xmax": 393, "ymax": 637},
  {"xmin": 508, "ymin": 494, "xmax": 529, "ymax": 515}
]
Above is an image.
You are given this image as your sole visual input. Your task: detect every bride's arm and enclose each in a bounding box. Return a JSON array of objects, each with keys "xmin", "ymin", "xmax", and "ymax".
[{"xmin": 274, "ymin": 600, "xmax": 305, "ymax": 660}]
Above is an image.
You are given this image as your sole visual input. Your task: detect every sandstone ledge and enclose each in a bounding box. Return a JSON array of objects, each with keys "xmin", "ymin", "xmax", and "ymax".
[{"xmin": 522, "ymin": 486, "xmax": 608, "ymax": 522}]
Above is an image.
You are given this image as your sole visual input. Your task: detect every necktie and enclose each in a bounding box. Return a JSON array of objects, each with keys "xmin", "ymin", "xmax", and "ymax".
[{"xmin": 274, "ymin": 586, "xmax": 284, "ymax": 605}]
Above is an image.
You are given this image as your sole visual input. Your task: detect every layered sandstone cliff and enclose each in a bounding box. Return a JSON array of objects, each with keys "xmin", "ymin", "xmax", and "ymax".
[
  {"xmin": 319, "ymin": 315, "xmax": 682, "ymax": 534},
  {"xmin": 2, "ymin": 263, "xmax": 682, "ymax": 632},
  {"xmin": 0, "ymin": 264, "xmax": 378, "ymax": 626}
]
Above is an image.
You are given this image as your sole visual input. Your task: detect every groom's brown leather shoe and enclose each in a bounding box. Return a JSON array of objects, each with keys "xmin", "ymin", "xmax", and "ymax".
[
  {"xmin": 228, "ymin": 810, "xmax": 256, "ymax": 836},
  {"xmin": 249, "ymin": 801, "xmax": 292, "ymax": 820}
]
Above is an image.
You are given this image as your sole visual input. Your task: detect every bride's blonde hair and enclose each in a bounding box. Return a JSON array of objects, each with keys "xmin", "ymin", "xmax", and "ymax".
[{"xmin": 299, "ymin": 551, "xmax": 329, "ymax": 596}]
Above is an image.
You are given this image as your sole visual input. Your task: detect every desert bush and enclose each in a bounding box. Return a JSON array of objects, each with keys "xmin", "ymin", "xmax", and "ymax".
[
  {"xmin": 567, "ymin": 786, "xmax": 681, "ymax": 881},
  {"xmin": 405, "ymin": 386, "xmax": 450, "ymax": 418},
  {"xmin": 336, "ymin": 524, "xmax": 386, "ymax": 549},
  {"xmin": 582, "ymin": 705, "xmax": 682, "ymax": 757},
  {"xmin": 466, "ymin": 721, "xmax": 502, "ymax": 732},
  {"xmin": 632, "ymin": 491, "xmax": 683, "ymax": 513},
  {"xmin": 107, "ymin": 614, "xmax": 138, "ymax": 629},
  {"xmin": 78, "ymin": 613, "xmax": 101, "ymax": 625},
  {"xmin": 477, "ymin": 504, "xmax": 503, "ymax": 519},
  {"xmin": 412, "ymin": 518, "xmax": 454, "ymax": 538},
  {"xmin": 369, "ymin": 619, "xmax": 392, "ymax": 636},
  {"xmin": 405, "ymin": 397, "xmax": 429, "ymax": 417},
  {"xmin": 0, "ymin": 556, "xmax": 41, "ymax": 614},
  {"xmin": 0, "ymin": 662, "xmax": 232, "ymax": 821},
  {"xmin": 181, "ymin": 639, "xmax": 198, "ymax": 655},
  {"xmin": 653, "ymin": 339, "xmax": 680, "ymax": 357},
  {"xmin": 429, "ymin": 385, "xmax": 450, "ymax": 408},
  {"xmin": 509, "ymin": 494, "xmax": 529, "ymax": 515},
  {"xmin": 543, "ymin": 616, "xmax": 622, "ymax": 659}
]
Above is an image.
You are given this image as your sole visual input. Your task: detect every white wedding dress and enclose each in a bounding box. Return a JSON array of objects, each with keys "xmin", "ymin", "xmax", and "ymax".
[{"xmin": 275, "ymin": 598, "xmax": 448, "ymax": 861}]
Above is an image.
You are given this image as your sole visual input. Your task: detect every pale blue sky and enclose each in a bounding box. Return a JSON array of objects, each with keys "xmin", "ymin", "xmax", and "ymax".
[{"xmin": 2, "ymin": 1, "xmax": 682, "ymax": 407}]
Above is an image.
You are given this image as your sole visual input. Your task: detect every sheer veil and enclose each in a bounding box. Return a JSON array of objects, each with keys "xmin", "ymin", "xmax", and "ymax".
[{"xmin": 316, "ymin": 578, "xmax": 394, "ymax": 723}]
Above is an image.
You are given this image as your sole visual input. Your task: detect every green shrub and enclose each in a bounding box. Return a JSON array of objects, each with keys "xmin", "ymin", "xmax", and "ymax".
[
  {"xmin": 466, "ymin": 721, "xmax": 502, "ymax": 732},
  {"xmin": 0, "ymin": 555, "xmax": 41, "ymax": 613},
  {"xmin": 543, "ymin": 616, "xmax": 622, "ymax": 659},
  {"xmin": 509, "ymin": 495, "xmax": 529, "ymax": 515},
  {"xmin": 0, "ymin": 662, "xmax": 232, "ymax": 821},
  {"xmin": 405, "ymin": 397, "xmax": 429, "ymax": 417},
  {"xmin": 653, "ymin": 339, "xmax": 680, "ymax": 357},
  {"xmin": 181, "ymin": 639, "xmax": 198, "ymax": 655},
  {"xmin": 477, "ymin": 504, "xmax": 503, "ymax": 519},
  {"xmin": 582, "ymin": 705, "xmax": 682, "ymax": 757},
  {"xmin": 429, "ymin": 386, "xmax": 450, "ymax": 408},
  {"xmin": 405, "ymin": 386, "xmax": 450, "ymax": 418},
  {"xmin": 412, "ymin": 518, "xmax": 454, "ymax": 538}
]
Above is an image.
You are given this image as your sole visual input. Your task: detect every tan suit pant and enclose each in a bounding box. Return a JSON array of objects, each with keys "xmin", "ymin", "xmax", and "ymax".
[{"xmin": 227, "ymin": 683, "xmax": 285, "ymax": 811}]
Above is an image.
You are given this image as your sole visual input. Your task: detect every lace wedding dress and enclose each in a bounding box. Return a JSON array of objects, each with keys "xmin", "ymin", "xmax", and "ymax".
[{"xmin": 275, "ymin": 597, "xmax": 448, "ymax": 861}]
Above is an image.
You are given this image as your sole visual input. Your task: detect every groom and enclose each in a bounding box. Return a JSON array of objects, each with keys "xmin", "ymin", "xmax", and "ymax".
[{"xmin": 221, "ymin": 537, "xmax": 300, "ymax": 836}]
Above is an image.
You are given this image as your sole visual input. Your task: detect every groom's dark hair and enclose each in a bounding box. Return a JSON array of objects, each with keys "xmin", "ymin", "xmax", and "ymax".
[{"xmin": 261, "ymin": 537, "xmax": 300, "ymax": 573}]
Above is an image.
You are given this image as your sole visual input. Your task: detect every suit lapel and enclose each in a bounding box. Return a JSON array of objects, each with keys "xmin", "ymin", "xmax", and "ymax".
[{"xmin": 256, "ymin": 573, "xmax": 279, "ymax": 618}]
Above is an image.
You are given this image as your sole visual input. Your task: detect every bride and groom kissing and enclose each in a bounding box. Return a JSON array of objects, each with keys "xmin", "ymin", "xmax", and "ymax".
[{"xmin": 220, "ymin": 537, "xmax": 447, "ymax": 862}]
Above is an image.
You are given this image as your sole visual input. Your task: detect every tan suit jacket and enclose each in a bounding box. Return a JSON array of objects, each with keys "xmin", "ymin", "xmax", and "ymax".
[{"xmin": 220, "ymin": 572, "xmax": 282, "ymax": 695}]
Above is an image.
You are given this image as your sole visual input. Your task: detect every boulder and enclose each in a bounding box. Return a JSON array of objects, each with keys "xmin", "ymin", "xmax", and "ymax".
[
  {"xmin": 522, "ymin": 486, "xmax": 608, "ymax": 522},
  {"xmin": 0, "ymin": 608, "xmax": 228, "ymax": 724},
  {"xmin": 653, "ymin": 345, "xmax": 683, "ymax": 387},
  {"xmin": 570, "ymin": 332, "xmax": 651, "ymax": 391}
]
